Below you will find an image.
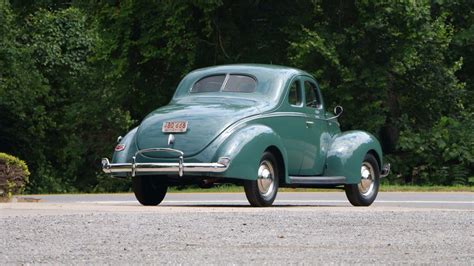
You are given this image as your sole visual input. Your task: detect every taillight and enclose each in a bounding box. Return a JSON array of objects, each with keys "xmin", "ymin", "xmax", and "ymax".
[{"xmin": 115, "ymin": 144, "xmax": 125, "ymax": 151}]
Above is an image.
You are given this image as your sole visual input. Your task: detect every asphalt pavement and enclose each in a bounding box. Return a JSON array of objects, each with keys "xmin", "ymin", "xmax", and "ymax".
[
  {"xmin": 1, "ymin": 192, "xmax": 472, "ymax": 264},
  {"xmin": 28, "ymin": 191, "xmax": 474, "ymax": 209}
]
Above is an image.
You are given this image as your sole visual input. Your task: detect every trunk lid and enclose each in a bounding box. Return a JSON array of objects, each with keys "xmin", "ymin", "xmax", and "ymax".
[{"xmin": 136, "ymin": 97, "xmax": 260, "ymax": 158}]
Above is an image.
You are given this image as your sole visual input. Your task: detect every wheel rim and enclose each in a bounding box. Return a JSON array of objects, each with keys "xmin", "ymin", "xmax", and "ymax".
[
  {"xmin": 358, "ymin": 162, "xmax": 375, "ymax": 197},
  {"xmin": 257, "ymin": 160, "xmax": 276, "ymax": 197}
]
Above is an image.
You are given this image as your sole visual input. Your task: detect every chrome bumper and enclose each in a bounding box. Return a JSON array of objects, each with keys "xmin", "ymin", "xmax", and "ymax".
[
  {"xmin": 102, "ymin": 148, "xmax": 229, "ymax": 177},
  {"xmin": 380, "ymin": 163, "xmax": 390, "ymax": 178}
]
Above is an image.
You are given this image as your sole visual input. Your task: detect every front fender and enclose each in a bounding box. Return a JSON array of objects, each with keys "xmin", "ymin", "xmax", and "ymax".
[
  {"xmin": 324, "ymin": 131, "xmax": 383, "ymax": 184},
  {"xmin": 215, "ymin": 124, "xmax": 288, "ymax": 181}
]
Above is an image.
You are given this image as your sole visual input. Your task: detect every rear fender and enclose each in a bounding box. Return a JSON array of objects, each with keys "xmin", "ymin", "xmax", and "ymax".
[
  {"xmin": 112, "ymin": 127, "xmax": 138, "ymax": 164},
  {"xmin": 215, "ymin": 124, "xmax": 288, "ymax": 181},
  {"xmin": 108, "ymin": 127, "xmax": 138, "ymax": 178},
  {"xmin": 324, "ymin": 131, "xmax": 383, "ymax": 184}
]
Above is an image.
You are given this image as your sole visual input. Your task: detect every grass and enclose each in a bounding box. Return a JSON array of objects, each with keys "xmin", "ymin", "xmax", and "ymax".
[
  {"xmin": 23, "ymin": 182, "xmax": 473, "ymax": 196},
  {"xmin": 168, "ymin": 184, "xmax": 473, "ymax": 193}
]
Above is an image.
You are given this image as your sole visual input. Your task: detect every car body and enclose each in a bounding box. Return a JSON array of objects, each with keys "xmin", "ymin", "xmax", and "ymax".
[{"xmin": 102, "ymin": 64, "xmax": 390, "ymax": 207}]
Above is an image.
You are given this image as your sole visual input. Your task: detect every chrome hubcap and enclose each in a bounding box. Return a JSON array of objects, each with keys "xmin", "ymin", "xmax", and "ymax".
[
  {"xmin": 257, "ymin": 160, "xmax": 275, "ymax": 197},
  {"xmin": 359, "ymin": 162, "xmax": 375, "ymax": 197}
]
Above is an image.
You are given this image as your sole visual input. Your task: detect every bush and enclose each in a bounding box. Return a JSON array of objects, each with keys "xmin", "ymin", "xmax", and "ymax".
[
  {"xmin": 0, "ymin": 153, "xmax": 30, "ymax": 199},
  {"xmin": 388, "ymin": 113, "xmax": 474, "ymax": 185}
]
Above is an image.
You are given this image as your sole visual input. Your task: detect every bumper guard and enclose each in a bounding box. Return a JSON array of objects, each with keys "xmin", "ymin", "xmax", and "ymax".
[{"xmin": 102, "ymin": 148, "xmax": 229, "ymax": 177}]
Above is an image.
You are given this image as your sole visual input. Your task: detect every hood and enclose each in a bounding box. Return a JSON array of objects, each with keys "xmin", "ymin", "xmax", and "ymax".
[{"xmin": 136, "ymin": 97, "xmax": 260, "ymax": 158}]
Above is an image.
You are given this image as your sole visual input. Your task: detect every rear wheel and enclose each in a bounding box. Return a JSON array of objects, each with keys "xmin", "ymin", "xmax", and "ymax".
[
  {"xmin": 132, "ymin": 176, "xmax": 168, "ymax": 206},
  {"xmin": 244, "ymin": 152, "xmax": 279, "ymax": 207},
  {"xmin": 344, "ymin": 153, "xmax": 380, "ymax": 206}
]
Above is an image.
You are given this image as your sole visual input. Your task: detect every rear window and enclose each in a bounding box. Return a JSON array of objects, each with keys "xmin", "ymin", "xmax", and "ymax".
[
  {"xmin": 222, "ymin": 75, "xmax": 256, "ymax": 93},
  {"xmin": 191, "ymin": 75, "xmax": 226, "ymax": 93},
  {"xmin": 191, "ymin": 74, "xmax": 256, "ymax": 93}
]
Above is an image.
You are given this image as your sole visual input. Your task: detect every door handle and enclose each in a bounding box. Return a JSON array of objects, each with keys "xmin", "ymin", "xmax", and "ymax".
[{"xmin": 305, "ymin": 121, "xmax": 314, "ymax": 128}]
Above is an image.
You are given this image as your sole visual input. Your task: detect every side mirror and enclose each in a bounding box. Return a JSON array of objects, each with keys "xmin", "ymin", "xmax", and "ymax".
[
  {"xmin": 326, "ymin": 105, "xmax": 343, "ymax": 120},
  {"xmin": 333, "ymin": 105, "xmax": 343, "ymax": 117}
]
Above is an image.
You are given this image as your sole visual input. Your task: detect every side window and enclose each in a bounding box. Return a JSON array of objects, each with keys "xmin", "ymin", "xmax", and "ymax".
[
  {"xmin": 288, "ymin": 80, "xmax": 302, "ymax": 106},
  {"xmin": 304, "ymin": 81, "xmax": 321, "ymax": 108}
]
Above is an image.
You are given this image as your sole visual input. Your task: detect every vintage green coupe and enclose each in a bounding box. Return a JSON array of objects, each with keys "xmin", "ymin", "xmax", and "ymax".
[{"xmin": 102, "ymin": 64, "xmax": 390, "ymax": 207}]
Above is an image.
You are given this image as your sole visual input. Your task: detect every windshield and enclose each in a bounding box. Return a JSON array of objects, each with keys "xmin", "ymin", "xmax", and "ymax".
[{"xmin": 191, "ymin": 74, "xmax": 257, "ymax": 93}]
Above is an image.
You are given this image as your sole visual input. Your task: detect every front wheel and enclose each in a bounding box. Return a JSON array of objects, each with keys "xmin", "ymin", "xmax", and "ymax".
[
  {"xmin": 344, "ymin": 153, "xmax": 380, "ymax": 206},
  {"xmin": 244, "ymin": 152, "xmax": 279, "ymax": 207},
  {"xmin": 132, "ymin": 176, "xmax": 168, "ymax": 206}
]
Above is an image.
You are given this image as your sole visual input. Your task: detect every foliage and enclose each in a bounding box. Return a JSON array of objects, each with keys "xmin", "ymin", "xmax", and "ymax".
[
  {"xmin": 1, "ymin": 3, "xmax": 131, "ymax": 193},
  {"xmin": 0, "ymin": 152, "xmax": 30, "ymax": 199},
  {"xmin": 0, "ymin": 0, "xmax": 472, "ymax": 191},
  {"xmin": 289, "ymin": 1, "xmax": 464, "ymax": 131},
  {"xmin": 393, "ymin": 113, "xmax": 474, "ymax": 185},
  {"xmin": 0, "ymin": 2, "xmax": 52, "ymax": 191},
  {"xmin": 433, "ymin": 0, "xmax": 474, "ymax": 102},
  {"xmin": 288, "ymin": 0, "xmax": 472, "ymax": 184}
]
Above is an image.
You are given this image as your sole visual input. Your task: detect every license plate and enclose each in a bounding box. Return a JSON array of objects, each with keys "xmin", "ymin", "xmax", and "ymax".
[{"xmin": 162, "ymin": 121, "xmax": 188, "ymax": 133}]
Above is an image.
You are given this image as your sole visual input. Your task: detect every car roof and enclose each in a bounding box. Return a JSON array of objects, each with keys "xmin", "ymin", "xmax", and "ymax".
[
  {"xmin": 171, "ymin": 64, "xmax": 314, "ymax": 110},
  {"xmin": 189, "ymin": 64, "xmax": 311, "ymax": 78}
]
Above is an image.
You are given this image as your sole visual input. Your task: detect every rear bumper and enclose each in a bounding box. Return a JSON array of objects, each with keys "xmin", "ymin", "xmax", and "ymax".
[
  {"xmin": 101, "ymin": 158, "xmax": 228, "ymax": 177},
  {"xmin": 102, "ymin": 147, "xmax": 229, "ymax": 177}
]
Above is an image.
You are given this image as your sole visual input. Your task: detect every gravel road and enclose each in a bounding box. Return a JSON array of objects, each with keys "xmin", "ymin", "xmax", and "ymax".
[{"xmin": 0, "ymin": 193, "xmax": 473, "ymax": 264}]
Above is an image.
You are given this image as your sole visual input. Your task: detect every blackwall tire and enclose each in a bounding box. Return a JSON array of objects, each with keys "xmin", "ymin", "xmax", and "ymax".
[
  {"xmin": 244, "ymin": 151, "xmax": 279, "ymax": 207},
  {"xmin": 344, "ymin": 153, "xmax": 380, "ymax": 206},
  {"xmin": 132, "ymin": 176, "xmax": 168, "ymax": 206}
]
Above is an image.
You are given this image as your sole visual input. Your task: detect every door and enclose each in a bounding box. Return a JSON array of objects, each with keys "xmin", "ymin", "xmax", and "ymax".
[
  {"xmin": 298, "ymin": 78, "xmax": 328, "ymax": 175},
  {"xmin": 280, "ymin": 78, "xmax": 307, "ymax": 175}
]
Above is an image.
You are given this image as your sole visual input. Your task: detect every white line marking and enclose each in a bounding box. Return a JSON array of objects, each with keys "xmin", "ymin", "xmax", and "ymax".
[
  {"xmin": 376, "ymin": 200, "xmax": 473, "ymax": 204},
  {"xmin": 75, "ymin": 200, "xmax": 474, "ymax": 205}
]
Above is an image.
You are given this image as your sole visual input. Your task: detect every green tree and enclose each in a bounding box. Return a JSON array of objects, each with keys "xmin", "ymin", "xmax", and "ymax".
[
  {"xmin": 289, "ymin": 0, "xmax": 470, "ymax": 184},
  {"xmin": 1, "ymin": 0, "xmax": 472, "ymax": 191},
  {"xmin": 1, "ymin": 4, "xmax": 131, "ymax": 192},
  {"xmin": 88, "ymin": 1, "xmax": 205, "ymax": 120},
  {"xmin": 0, "ymin": 2, "xmax": 53, "ymax": 191}
]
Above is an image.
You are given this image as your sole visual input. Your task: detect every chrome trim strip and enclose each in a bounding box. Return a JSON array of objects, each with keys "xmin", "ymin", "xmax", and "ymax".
[
  {"xmin": 260, "ymin": 111, "xmax": 308, "ymax": 118},
  {"xmin": 223, "ymin": 111, "xmax": 309, "ymax": 134},
  {"xmin": 220, "ymin": 74, "xmax": 231, "ymax": 91},
  {"xmin": 289, "ymin": 176, "xmax": 346, "ymax": 185}
]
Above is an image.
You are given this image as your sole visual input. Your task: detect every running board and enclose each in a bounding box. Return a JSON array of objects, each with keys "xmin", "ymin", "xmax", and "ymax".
[{"xmin": 288, "ymin": 176, "xmax": 346, "ymax": 185}]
